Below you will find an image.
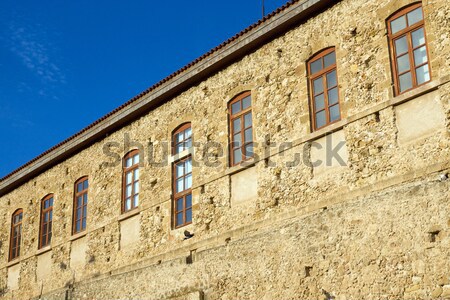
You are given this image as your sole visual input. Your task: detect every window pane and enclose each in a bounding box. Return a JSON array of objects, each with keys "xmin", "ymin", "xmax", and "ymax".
[
  {"xmin": 186, "ymin": 194, "xmax": 192, "ymax": 208},
  {"xmin": 176, "ymin": 178, "xmax": 184, "ymax": 193},
  {"xmin": 315, "ymin": 111, "xmax": 326, "ymax": 128},
  {"xmin": 310, "ymin": 59, "xmax": 322, "ymax": 74},
  {"xmin": 126, "ymin": 185, "xmax": 132, "ymax": 197},
  {"xmin": 324, "ymin": 51, "xmax": 336, "ymax": 68},
  {"xmin": 328, "ymin": 87, "xmax": 339, "ymax": 105},
  {"xmin": 134, "ymin": 181, "xmax": 139, "ymax": 194},
  {"xmin": 244, "ymin": 113, "xmax": 252, "ymax": 128},
  {"xmin": 49, "ymin": 211, "xmax": 52, "ymax": 221},
  {"xmin": 231, "ymin": 101, "xmax": 241, "ymax": 115},
  {"xmin": 233, "ymin": 118, "xmax": 241, "ymax": 133},
  {"xmin": 233, "ymin": 148, "xmax": 242, "ymax": 164},
  {"xmin": 77, "ymin": 207, "xmax": 82, "ymax": 219},
  {"xmin": 49, "ymin": 198, "xmax": 53, "ymax": 207},
  {"xmin": 83, "ymin": 193, "xmax": 88, "ymax": 205},
  {"xmin": 126, "ymin": 158, "xmax": 132, "ymax": 168},
  {"xmin": 399, "ymin": 72, "xmax": 413, "ymax": 92},
  {"xmin": 83, "ymin": 180, "xmax": 88, "ymax": 190},
  {"xmin": 77, "ymin": 196, "xmax": 82, "ymax": 207},
  {"xmin": 242, "ymin": 96, "xmax": 251, "ymax": 110},
  {"xmin": 126, "ymin": 172, "xmax": 132, "ymax": 184},
  {"xmin": 329, "ymin": 105, "xmax": 340, "ymax": 122},
  {"xmin": 176, "ymin": 144, "xmax": 184, "ymax": 154},
  {"xmin": 391, "ymin": 16, "xmax": 406, "ymax": 34},
  {"xmin": 176, "ymin": 198, "xmax": 183, "ymax": 212},
  {"xmin": 125, "ymin": 198, "xmax": 131, "ymax": 211},
  {"xmin": 314, "ymin": 94, "xmax": 325, "ymax": 111},
  {"xmin": 176, "ymin": 212, "xmax": 183, "ymax": 226},
  {"xmin": 397, "ymin": 54, "xmax": 411, "ymax": 73},
  {"xmin": 185, "ymin": 159, "xmax": 192, "ymax": 174},
  {"xmin": 413, "ymin": 46, "xmax": 428, "ymax": 66},
  {"xmin": 133, "ymin": 194, "xmax": 139, "ymax": 207},
  {"xmin": 76, "ymin": 221, "xmax": 81, "ymax": 232},
  {"xmin": 133, "ymin": 154, "xmax": 139, "ymax": 165},
  {"xmin": 244, "ymin": 143, "xmax": 254, "ymax": 158},
  {"xmin": 185, "ymin": 174, "xmax": 192, "ymax": 189},
  {"xmin": 134, "ymin": 168, "xmax": 139, "ymax": 180},
  {"xmin": 416, "ymin": 64, "xmax": 430, "ymax": 85},
  {"xmin": 313, "ymin": 78, "xmax": 324, "ymax": 94},
  {"xmin": 395, "ymin": 36, "xmax": 408, "ymax": 55},
  {"xmin": 185, "ymin": 138, "xmax": 192, "ymax": 149},
  {"xmin": 83, "ymin": 205, "xmax": 87, "ymax": 219},
  {"xmin": 233, "ymin": 133, "xmax": 241, "ymax": 145},
  {"xmin": 81, "ymin": 218, "xmax": 86, "ymax": 230},
  {"xmin": 77, "ymin": 183, "xmax": 83, "ymax": 192},
  {"xmin": 185, "ymin": 209, "xmax": 192, "ymax": 223},
  {"xmin": 326, "ymin": 70, "xmax": 337, "ymax": 88},
  {"xmin": 185, "ymin": 127, "xmax": 192, "ymax": 138},
  {"xmin": 412, "ymin": 28, "xmax": 425, "ymax": 48},
  {"xmin": 244, "ymin": 128, "xmax": 253, "ymax": 143},
  {"xmin": 44, "ymin": 212, "xmax": 49, "ymax": 222},
  {"xmin": 176, "ymin": 163, "xmax": 184, "ymax": 178},
  {"xmin": 176, "ymin": 132, "xmax": 183, "ymax": 143},
  {"xmin": 407, "ymin": 7, "xmax": 423, "ymax": 26}
]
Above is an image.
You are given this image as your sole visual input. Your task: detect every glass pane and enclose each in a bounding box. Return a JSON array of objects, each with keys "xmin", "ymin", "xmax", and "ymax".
[
  {"xmin": 83, "ymin": 193, "xmax": 88, "ymax": 204},
  {"xmin": 134, "ymin": 181, "xmax": 139, "ymax": 194},
  {"xmin": 414, "ymin": 46, "xmax": 428, "ymax": 66},
  {"xmin": 126, "ymin": 185, "xmax": 132, "ymax": 197},
  {"xmin": 397, "ymin": 54, "xmax": 411, "ymax": 73},
  {"xmin": 176, "ymin": 132, "xmax": 183, "ymax": 143},
  {"xmin": 329, "ymin": 105, "xmax": 340, "ymax": 122},
  {"xmin": 185, "ymin": 138, "xmax": 192, "ymax": 149},
  {"xmin": 313, "ymin": 77, "xmax": 324, "ymax": 94},
  {"xmin": 245, "ymin": 143, "xmax": 254, "ymax": 157},
  {"xmin": 49, "ymin": 198, "xmax": 53, "ymax": 207},
  {"xmin": 231, "ymin": 101, "xmax": 241, "ymax": 115},
  {"xmin": 328, "ymin": 87, "xmax": 339, "ymax": 105},
  {"xmin": 186, "ymin": 194, "xmax": 192, "ymax": 208},
  {"xmin": 242, "ymin": 96, "xmax": 251, "ymax": 109},
  {"xmin": 133, "ymin": 194, "xmax": 139, "ymax": 207},
  {"xmin": 326, "ymin": 70, "xmax": 337, "ymax": 88},
  {"xmin": 42, "ymin": 225, "xmax": 47, "ymax": 236},
  {"xmin": 125, "ymin": 198, "xmax": 131, "ymax": 211},
  {"xmin": 399, "ymin": 72, "xmax": 413, "ymax": 92},
  {"xmin": 395, "ymin": 36, "xmax": 408, "ymax": 55},
  {"xmin": 185, "ymin": 159, "xmax": 192, "ymax": 174},
  {"xmin": 76, "ymin": 221, "xmax": 81, "ymax": 232},
  {"xmin": 81, "ymin": 218, "xmax": 86, "ymax": 230},
  {"xmin": 126, "ymin": 172, "xmax": 132, "ymax": 184},
  {"xmin": 48, "ymin": 232, "xmax": 52, "ymax": 243},
  {"xmin": 176, "ymin": 163, "xmax": 184, "ymax": 178},
  {"xmin": 76, "ymin": 207, "xmax": 82, "ymax": 219},
  {"xmin": 176, "ymin": 144, "xmax": 184, "ymax": 154},
  {"xmin": 176, "ymin": 178, "xmax": 184, "ymax": 193},
  {"xmin": 185, "ymin": 174, "xmax": 192, "ymax": 189},
  {"xmin": 133, "ymin": 154, "xmax": 139, "ymax": 165},
  {"xmin": 391, "ymin": 16, "xmax": 406, "ymax": 34},
  {"xmin": 134, "ymin": 168, "xmax": 139, "ymax": 180},
  {"xmin": 185, "ymin": 209, "xmax": 192, "ymax": 223},
  {"xmin": 407, "ymin": 7, "xmax": 423, "ymax": 26},
  {"xmin": 77, "ymin": 183, "xmax": 83, "ymax": 192},
  {"xmin": 314, "ymin": 94, "xmax": 325, "ymax": 111},
  {"xmin": 176, "ymin": 212, "xmax": 183, "ymax": 226},
  {"xmin": 185, "ymin": 127, "xmax": 192, "ymax": 138},
  {"xmin": 233, "ymin": 133, "xmax": 241, "ymax": 145},
  {"xmin": 244, "ymin": 113, "xmax": 252, "ymax": 128},
  {"xmin": 233, "ymin": 118, "xmax": 241, "ymax": 133},
  {"xmin": 44, "ymin": 212, "xmax": 48, "ymax": 222},
  {"xmin": 244, "ymin": 128, "xmax": 253, "ymax": 143},
  {"xmin": 49, "ymin": 211, "xmax": 52, "ymax": 221},
  {"xmin": 176, "ymin": 198, "xmax": 183, "ymax": 211},
  {"xmin": 77, "ymin": 196, "xmax": 82, "ymax": 207},
  {"xmin": 315, "ymin": 111, "xmax": 326, "ymax": 128},
  {"xmin": 233, "ymin": 148, "xmax": 242, "ymax": 164},
  {"xmin": 416, "ymin": 64, "xmax": 430, "ymax": 85},
  {"xmin": 323, "ymin": 51, "xmax": 336, "ymax": 68},
  {"xmin": 126, "ymin": 158, "xmax": 132, "ymax": 168},
  {"xmin": 310, "ymin": 59, "xmax": 322, "ymax": 74},
  {"xmin": 83, "ymin": 180, "xmax": 88, "ymax": 190},
  {"xmin": 412, "ymin": 28, "xmax": 425, "ymax": 48},
  {"xmin": 83, "ymin": 205, "xmax": 87, "ymax": 218}
]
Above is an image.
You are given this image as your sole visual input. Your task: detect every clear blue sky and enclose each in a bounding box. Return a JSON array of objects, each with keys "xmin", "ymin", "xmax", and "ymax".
[{"xmin": 0, "ymin": 0, "xmax": 288, "ymax": 178}]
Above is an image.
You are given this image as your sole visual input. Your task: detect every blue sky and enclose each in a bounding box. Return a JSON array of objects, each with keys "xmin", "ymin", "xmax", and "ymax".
[{"xmin": 0, "ymin": 0, "xmax": 288, "ymax": 178}]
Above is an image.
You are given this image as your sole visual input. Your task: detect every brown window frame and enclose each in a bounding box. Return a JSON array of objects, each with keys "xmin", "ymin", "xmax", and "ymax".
[
  {"xmin": 307, "ymin": 47, "xmax": 341, "ymax": 131},
  {"xmin": 122, "ymin": 149, "xmax": 140, "ymax": 213},
  {"xmin": 172, "ymin": 156, "xmax": 193, "ymax": 229},
  {"xmin": 387, "ymin": 3, "xmax": 431, "ymax": 95},
  {"xmin": 39, "ymin": 194, "xmax": 53, "ymax": 249},
  {"xmin": 73, "ymin": 176, "xmax": 88, "ymax": 234},
  {"xmin": 9, "ymin": 209, "xmax": 23, "ymax": 261},
  {"xmin": 172, "ymin": 122, "xmax": 192, "ymax": 155},
  {"xmin": 228, "ymin": 91, "xmax": 254, "ymax": 166}
]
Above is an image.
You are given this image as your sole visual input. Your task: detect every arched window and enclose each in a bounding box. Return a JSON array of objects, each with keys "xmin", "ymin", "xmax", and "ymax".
[
  {"xmin": 229, "ymin": 91, "xmax": 254, "ymax": 166},
  {"xmin": 172, "ymin": 123, "xmax": 193, "ymax": 228},
  {"xmin": 9, "ymin": 209, "xmax": 23, "ymax": 261},
  {"xmin": 73, "ymin": 176, "xmax": 88, "ymax": 234},
  {"xmin": 307, "ymin": 47, "xmax": 341, "ymax": 131},
  {"xmin": 39, "ymin": 194, "xmax": 53, "ymax": 248},
  {"xmin": 387, "ymin": 3, "xmax": 431, "ymax": 95},
  {"xmin": 122, "ymin": 150, "xmax": 140, "ymax": 213}
]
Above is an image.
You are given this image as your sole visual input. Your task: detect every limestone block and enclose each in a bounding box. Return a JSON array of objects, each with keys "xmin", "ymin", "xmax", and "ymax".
[
  {"xmin": 231, "ymin": 166, "xmax": 257, "ymax": 206},
  {"xmin": 70, "ymin": 237, "xmax": 87, "ymax": 272},
  {"xmin": 396, "ymin": 90, "xmax": 445, "ymax": 145},
  {"xmin": 7, "ymin": 264, "xmax": 20, "ymax": 290},
  {"xmin": 120, "ymin": 214, "xmax": 140, "ymax": 251},
  {"xmin": 310, "ymin": 129, "xmax": 348, "ymax": 176},
  {"xmin": 36, "ymin": 251, "xmax": 52, "ymax": 281}
]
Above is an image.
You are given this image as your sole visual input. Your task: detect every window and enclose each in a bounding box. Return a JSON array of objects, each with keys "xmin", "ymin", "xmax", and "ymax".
[
  {"xmin": 387, "ymin": 3, "xmax": 431, "ymax": 95},
  {"xmin": 73, "ymin": 177, "xmax": 88, "ymax": 234},
  {"xmin": 39, "ymin": 195, "xmax": 53, "ymax": 249},
  {"xmin": 9, "ymin": 209, "xmax": 23, "ymax": 261},
  {"xmin": 229, "ymin": 91, "xmax": 254, "ymax": 166},
  {"xmin": 172, "ymin": 123, "xmax": 193, "ymax": 228},
  {"xmin": 307, "ymin": 48, "xmax": 341, "ymax": 131},
  {"xmin": 122, "ymin": 150, "xmax": 140, "ymax": 212}
]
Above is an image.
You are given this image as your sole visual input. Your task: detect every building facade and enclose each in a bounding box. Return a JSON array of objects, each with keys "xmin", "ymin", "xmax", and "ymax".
[{"xmin": 1, "ymin": 0, "xmax": 449, "ymax": 299}]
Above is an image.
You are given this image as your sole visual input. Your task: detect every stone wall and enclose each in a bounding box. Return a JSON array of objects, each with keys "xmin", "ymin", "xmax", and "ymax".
[{"xmin": 0, "ymin": 0, "xmax": 449, "ymax": 299}]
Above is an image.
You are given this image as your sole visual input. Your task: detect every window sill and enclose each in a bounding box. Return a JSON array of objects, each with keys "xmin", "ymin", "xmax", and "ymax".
[
  {"xmin": 70, "ymin": 231, "xmax": 87, "ymax": 241},
  {"xmin": 118, "ymin": 208, "xmax": 141, "ymax": 222},
  {"xmin": 6, "ymin": 258, "xmax": 21, "ymax": 268},
  {"xmin": 36, "ymin": 246, "xmax": 52, "ymax": 256}
]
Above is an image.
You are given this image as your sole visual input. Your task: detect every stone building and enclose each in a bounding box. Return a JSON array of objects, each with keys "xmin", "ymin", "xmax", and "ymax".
[{"xmin": 1, "ymin": 0, "xmax": 449, "ymax": 299}]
